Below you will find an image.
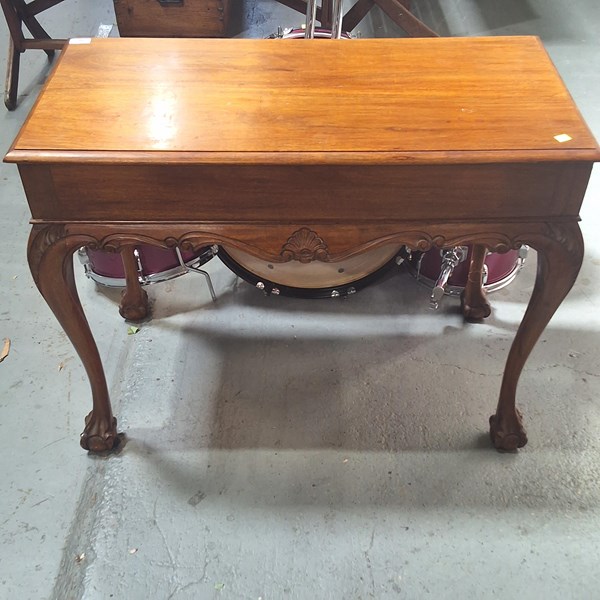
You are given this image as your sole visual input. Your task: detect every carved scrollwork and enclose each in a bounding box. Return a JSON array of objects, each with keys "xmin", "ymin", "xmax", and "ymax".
[
  {"xmin": 415, "ymin": 235, "xmax": 435, "ymax": 252},
  {"xmin": 28, "ymin": 224, "xmax": 66, "ymax": 262},
  {"xmin": 170, "ymin": 237, "xmax": 196, "ymax": 253},
  {"xmin": 542, "ymin": 222, "xmax": 583, "ymax": 260},
  {"xmin": 428, "ymin": 233, "xmax": 514, "ymax": 254},
  {"xmin": 28, "ymin": 225, "xmax": 68, "ymax": 285},
  {"xmin": 95, "ymin": 234, "xmax": 166, "ymax": 252},
  {"xmin": 26, "ymin": 221, "xmax": 579, "ymax": 276},
  {"xmin": 280, "ymin": 228, "xmax": 330, "ymax": 263},
  {"xmin": 395, "ymin": 231, "xmax": 516, "ymax": 255},
  {"xmin": 99, "ymin": 233, "xmax": 211, "ymax": 254}
]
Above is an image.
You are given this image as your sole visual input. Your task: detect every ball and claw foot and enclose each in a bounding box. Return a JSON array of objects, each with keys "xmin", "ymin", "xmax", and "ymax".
[
  {"xmin": 461, "ymin": 290, "xmax": 492, "ymax": 321},
  {"xmin": 119, "ymin": 288, "xmax": 149, "ymax": 322},
  {"xmin": 489, "ymin": 410, "xmax": 528, "ymax": 451},
  {"xmin": 80, "ymin": 411, "xmax": 119, "ymax": 453}
]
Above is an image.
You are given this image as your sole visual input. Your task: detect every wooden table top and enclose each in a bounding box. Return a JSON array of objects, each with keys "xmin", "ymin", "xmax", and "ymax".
[{"xmin": 7, "ymin": 36, "xmax": 599, "ymax": 165}]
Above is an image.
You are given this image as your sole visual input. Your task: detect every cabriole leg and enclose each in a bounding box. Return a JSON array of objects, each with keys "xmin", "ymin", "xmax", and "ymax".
[
  {"xmin": 490, "ymin": 223, "xmax": 584, "ymax": 451},
  {"xmin": 28, "ymin": 225, "xmax": 118, "ymax": 452}
]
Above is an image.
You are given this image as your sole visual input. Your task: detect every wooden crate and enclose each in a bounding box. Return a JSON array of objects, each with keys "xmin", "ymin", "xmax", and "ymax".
[{"xmin": 113, "ymin": 0, "xmax": 230, "ymax": 38}]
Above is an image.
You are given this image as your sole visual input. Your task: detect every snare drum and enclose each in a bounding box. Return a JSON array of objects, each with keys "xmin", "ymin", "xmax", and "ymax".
[
  {"xmin": 407, "ymin": 246, "xmax": 528, "ymax": 295},
  {"xmin": 218, "ymin": 244, "xmax": 404, "ymax": 298},
  {"xmin": 79, "ymin": 245, "xmax": 215, "ymax": 287}
]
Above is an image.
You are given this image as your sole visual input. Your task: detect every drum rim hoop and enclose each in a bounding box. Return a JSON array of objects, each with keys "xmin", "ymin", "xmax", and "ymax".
[
  {"xmin": 217, "ymin": 246, "xmax": 400, "ymax": 299},
  {"xmin": 79, "ymin": 245, "xmax": 215, "ymax": 287}
]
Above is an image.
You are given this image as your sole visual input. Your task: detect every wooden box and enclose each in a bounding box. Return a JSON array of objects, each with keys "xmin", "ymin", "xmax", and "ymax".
[{"xmin": 113, "ymin": 0, "xmax": 230, "ymax": 38}]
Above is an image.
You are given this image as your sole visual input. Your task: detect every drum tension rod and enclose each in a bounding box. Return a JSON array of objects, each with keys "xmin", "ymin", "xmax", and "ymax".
[
  {"xmin": 395, "ymin": 247, "xmax": 412, "ymax": 265},
  {"xmin": 175, "ymin": 246, "xmax": 218, "ymax": 302},
  {"xmin": 430, "ymin": 246, "xmax": 468, "ymax": 310}
]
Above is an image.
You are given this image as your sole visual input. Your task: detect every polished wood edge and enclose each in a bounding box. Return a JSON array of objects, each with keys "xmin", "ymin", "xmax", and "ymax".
[
  {"xmin": 5, "ymin": 149, "xmax": 600, "ymax": 165},
  {"xmin": 28, "ymin": 215, "xmax": 583, "ymax": 226},
  {"xmin": 6, "ymin": 45, "xmax": 69, "ymax": 156},
  {"xmin": 77, "ymin": 34, "xmax": 544, "ymax": 47}
]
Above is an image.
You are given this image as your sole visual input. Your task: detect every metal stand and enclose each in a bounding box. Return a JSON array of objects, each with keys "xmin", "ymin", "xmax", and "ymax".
[
  {"xmin": 174, "ymin": 247, "xmax": 218, "ymax": 302},
  {"xmin": 275, "ymin": 0, "xmax": 437, "ymax": 37}
]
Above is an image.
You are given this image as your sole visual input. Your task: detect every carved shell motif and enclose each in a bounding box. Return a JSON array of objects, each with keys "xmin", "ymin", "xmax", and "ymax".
[{"xmin": 280, "ymin": 228, "xmax": 329, "ymax": 264}]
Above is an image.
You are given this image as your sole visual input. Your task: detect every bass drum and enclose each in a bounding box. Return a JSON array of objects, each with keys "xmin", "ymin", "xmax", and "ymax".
[{"xmin": 218, "ymin": 244, "xmax": 404, "ymax": 299}]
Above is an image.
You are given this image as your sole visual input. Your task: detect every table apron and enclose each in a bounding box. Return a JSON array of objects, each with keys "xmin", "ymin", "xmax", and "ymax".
[
  {"xmin": 19, "ymin": 162, "xmax": 592, "ymax": 222},
  {"xmin": 26, "ymin": 220, "xmax": 579, "ymax": 266}
]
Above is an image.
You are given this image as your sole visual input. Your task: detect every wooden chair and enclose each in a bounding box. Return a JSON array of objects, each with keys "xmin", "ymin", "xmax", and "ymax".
[{"xmin": 0, "ymin": 0, "xmax": 67, "ymax": 110}]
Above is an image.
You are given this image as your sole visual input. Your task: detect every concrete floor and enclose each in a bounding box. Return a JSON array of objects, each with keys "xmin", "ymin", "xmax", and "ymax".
[{"xmin": 1, "ymin": 1, "xmax": 599, "ymax": 598}]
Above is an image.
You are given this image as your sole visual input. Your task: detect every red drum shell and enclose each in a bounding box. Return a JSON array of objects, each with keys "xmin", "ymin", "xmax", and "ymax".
[
  {"xmin": 413, "ymin": 247, "xmax": 522, "ymax": 290},
  {"xmin": 82, "ymin": 244, "xmax": 212, "ymax": 286}
]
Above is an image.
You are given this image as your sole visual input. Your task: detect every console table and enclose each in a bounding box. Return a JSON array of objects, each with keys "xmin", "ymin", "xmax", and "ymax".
[{"xmin": 5, "ymin": 37, "xmax": 599, "ymax": 452}]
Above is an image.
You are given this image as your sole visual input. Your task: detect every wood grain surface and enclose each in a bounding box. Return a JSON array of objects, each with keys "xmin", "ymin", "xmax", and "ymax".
[
  {"xmin": 18, "ymin": 162, "xmax": 592, "ymax": 222},
  {"xmin": 8, "ymin": 37, "xmax": 599, "ymax": 162}
]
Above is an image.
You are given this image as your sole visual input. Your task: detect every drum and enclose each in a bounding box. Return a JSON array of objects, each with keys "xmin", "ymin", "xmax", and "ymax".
[
  {"xmin": 218, "ymin": 244, "xmax": 404, "ymax": 298},
  {"xmin": 79, "ymin": 244, "xmax": 215, "ymax": 287},
  {"xmin": 268, "ymin": 27, "xmax": 352, "ymax": 39},
  {"xmin": 407, "ymin": 246, "xmax": 528, "ymax": 295}
]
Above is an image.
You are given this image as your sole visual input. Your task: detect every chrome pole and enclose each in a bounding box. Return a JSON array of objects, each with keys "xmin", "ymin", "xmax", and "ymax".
[
  {"xmin": 331, "ymin": 0, "xmax": 344, "ymax": 39},
  {"xmin": 305, "ymin": 0, "xmax": 317, "ymax": 38}
]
